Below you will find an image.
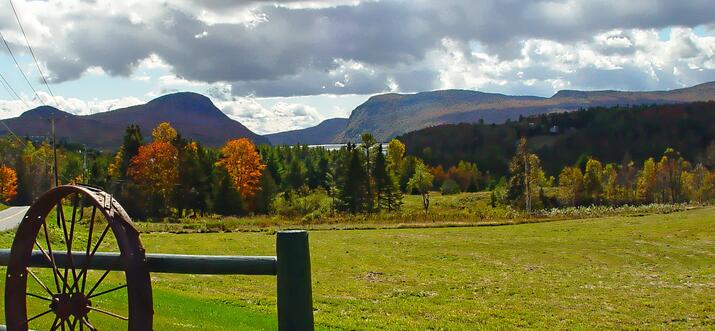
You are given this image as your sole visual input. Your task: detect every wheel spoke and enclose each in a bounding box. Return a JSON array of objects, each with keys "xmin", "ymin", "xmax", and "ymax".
[
  {"xmin": 58, "ymin": 203, "xmax": 71, "ymax": 293},
  {"xmin": 50, "ymin": 316, "xmax": 60, "ymax": 331},
  {"xmin": 26, "ymin": 292, "xmax": 52, "ymax": 301},
  {"xmin": 88, "ymin": 306, "xmax": 128, "ymax": 321},
  {"xmin": 81, "ymin": 206, "xmax": 97, "ymax": 293},
  {"xmin": 88, "ymin": 284, "xmax": 127, "ymax": 299},
  {"xmin": 62, "ymin": 196, "xmax": 80, "ymax": 292},
  {"xmin": 86, "ymin": 267, "xmax": 112, "ymax": 297},
  {"xmin": 70, "ymin": 223, "xmax": 110, "ymax": 292},
  {"xmin": 34, "ymin": 240, "xmax": 69, "ymax": 289},
  {"xmin": 26, "ymin": 268, "xmax": 54, "ymax": 297},
  {"xmin": 27, "ymin": 309, "xmax": 52, "ymax": 323},
  {"xmin": 81, "ymin": 317, "xmax": 97, "ymax": 331},
  {"xmin": 41, "ymin": 220, "xmax": 62, "ymax": 292}
]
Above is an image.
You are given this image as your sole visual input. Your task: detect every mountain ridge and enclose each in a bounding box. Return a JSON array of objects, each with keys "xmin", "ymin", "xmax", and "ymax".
[
  {"xmin": 334, "ymin": 81, "xmax": 715, "ymax": 142},
  {"xmin": 1, "ymin": 92, "xmax": 268, "ymax": 149}
]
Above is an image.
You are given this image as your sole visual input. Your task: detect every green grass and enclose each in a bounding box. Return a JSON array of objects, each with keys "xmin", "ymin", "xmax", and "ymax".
[
  {"xmin": 0, "ymin": 206, "xmax": 713, "ymax": 329},
  {"xmin": 0, "ymin": 203, "xmax": 7, "ymax": 212}
]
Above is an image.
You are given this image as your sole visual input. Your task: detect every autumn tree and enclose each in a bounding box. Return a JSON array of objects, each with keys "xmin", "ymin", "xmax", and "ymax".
[
  {"xmin": 558, "ymin": 166, "xmax": 583, "ymax": 206},
  {"xmin": 658, "ymin": 148, "xmax": 687, "ymax": 203},
  {"xmin": 448, "ymin": 161, "xmax": 481, "ymax": 192},
  {"xmin": 408, "ymin": 161, "xmax": 434, "ymax": 213},
  {"xmin": 583, "ymin": 158, "xmax": 603, "ymax": 204},
  {"xmin": 602, "ymin": 163, "xmax": 619, "ymax": 205},
  {"xmin": 127, "ymin": 140, "xmax": 179, "ymax": 216},
  {"xmin": 216, "ymin": 138, "xmax": 266, "ymax": 199},
  {"xmin": 507, "ymin": 138, "xmax": 546, "ymax": 212},
  {"xmin": 0, "ymin": 165, "xmax": 18, "ymax": 203},
  {"xmin": 387, "ymin": 139, "xmax": 406, "ymax": 175},
  {"xmin": 636, "ymin": 158, "xmax": 658, "ymax": 203},
  {"xmin": 152, "ymin": 122, "xmax": 178, "ymax": 143}
]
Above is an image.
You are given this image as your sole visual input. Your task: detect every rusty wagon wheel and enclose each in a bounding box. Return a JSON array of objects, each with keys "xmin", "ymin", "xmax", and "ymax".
[{"xmin": 4, "ymin": 185, "xmax": 153, "ymax": 330}]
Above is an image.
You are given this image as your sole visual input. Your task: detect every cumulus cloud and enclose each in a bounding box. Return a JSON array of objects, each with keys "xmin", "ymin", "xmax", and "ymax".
[
  {"xmin": 2, "ymin": 0, "xmax": 715, "ymax": 134},
  {"xmin": 219, "ymin": 97, "xmax": 323, "ymax": 134},
  {"xmin": 1, "ymin": 0, "xmax": 714, "ymax": 98},
  {"xmin": 0, "ymin": 92, "xmax": 142, "ymax": 118}
]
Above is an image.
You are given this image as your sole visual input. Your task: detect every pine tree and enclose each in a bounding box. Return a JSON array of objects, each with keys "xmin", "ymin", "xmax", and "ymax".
[
  {"xmin": 361, "ymin": 133, "xmax": 377, "ymax": 212},
  {"xmin": 373, "ymin": 144, "xmax": 402, "ymax": 211},
  {"xmin": 338, "ymin": 144, "xmax": 369, "ymax": 213}
]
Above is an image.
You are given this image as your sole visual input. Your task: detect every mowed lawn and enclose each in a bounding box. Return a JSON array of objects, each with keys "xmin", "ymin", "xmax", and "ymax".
[{"xmin": 1, "ymin": 207, "xmax": 714, "ymax": 329}]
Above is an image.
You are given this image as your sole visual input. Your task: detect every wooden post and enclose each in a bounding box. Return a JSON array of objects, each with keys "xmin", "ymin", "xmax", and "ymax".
[{"xmin": 276, "ymin": 230, "xmax": 314, "ymax": 331}]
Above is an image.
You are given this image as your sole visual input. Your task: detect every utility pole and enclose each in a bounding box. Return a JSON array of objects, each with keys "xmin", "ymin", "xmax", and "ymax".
[{"xmin": 51, "ymin": 117, "xmax": 59, "ymax": 187}]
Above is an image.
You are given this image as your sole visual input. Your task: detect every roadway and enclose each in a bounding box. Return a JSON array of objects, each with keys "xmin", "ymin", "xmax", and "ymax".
[{"xmin": 0, "ymin": 206, "xmax": 29, "ymax": 232}]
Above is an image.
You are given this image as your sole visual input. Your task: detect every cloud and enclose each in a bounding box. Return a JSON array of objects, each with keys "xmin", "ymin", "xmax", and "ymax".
[
  {"xmin": 1, "ymin": 0, "xmax": 715, "ymax": 99},
  {"xmin": 0, "ymin": 92, "xmax": 142, "ymax": 118},
  {"xmin": 219, "ymin": 97, "xmax": 323, "ymax": 134}
]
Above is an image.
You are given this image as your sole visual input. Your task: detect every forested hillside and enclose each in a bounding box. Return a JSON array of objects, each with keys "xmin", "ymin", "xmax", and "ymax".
[{"xmin": 398, "ymin": 102, "xmax": 715, "ymax": 177}]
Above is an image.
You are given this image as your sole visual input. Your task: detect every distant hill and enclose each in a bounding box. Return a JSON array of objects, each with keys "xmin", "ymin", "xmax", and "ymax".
[
  {"xmin": 0, "ymin": 92, "xmax": 268, "ymax": 149},
  {"xmin": 335, "ymin": 81, "xmax": 715, "ymax": 142},
  {"xmin": 397, "ymin": 101, "xmax": 715, "ymax": 177},
  {"xmin": 266, "ymin": 118, "xmax": 348, "ymax": 145}
]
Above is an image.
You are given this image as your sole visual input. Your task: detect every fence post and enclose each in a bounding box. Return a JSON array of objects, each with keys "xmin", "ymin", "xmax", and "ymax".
[{"xmin": 276, "ymin": 230, "xmax": 314, "ymax": 331}]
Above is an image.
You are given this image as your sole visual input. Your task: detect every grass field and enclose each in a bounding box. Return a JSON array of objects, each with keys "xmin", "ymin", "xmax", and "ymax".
[{"xmin": 0, "ymin": 205, "xmax": 713, "ymax": 329}]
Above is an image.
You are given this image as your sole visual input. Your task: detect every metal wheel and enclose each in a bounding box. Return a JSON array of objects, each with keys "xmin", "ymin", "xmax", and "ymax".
[{"xmin": 4, "ymin": 185, "xmax": 153, "ymax": 330}]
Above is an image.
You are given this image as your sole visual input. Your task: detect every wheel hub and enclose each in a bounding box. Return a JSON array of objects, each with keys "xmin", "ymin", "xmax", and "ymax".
[{"xmin": 50, "ymin": 292, "xmax": 92, "ymax": 319}]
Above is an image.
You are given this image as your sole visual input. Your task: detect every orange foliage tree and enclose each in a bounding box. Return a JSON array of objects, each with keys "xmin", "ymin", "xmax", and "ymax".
[
  {"xmin": 217, "ymin": 138, "xmax": 266, "ymax": 198},
  {"xmin": 127, "ymin": 141, "xmax": 179, "ymax": 201},
  {"xmin": 0, "ymin": 165, "xmax": 18, "ymax": 203}
]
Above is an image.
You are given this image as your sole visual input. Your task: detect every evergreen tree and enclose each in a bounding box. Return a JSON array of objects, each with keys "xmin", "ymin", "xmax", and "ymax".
[
  {"xmin": 361, "ymin": 133, "xmax": 377, "ymax": 211},
  {"xmin": 373, "ymin": 144, "xmax": 403, "ymax": 211},
  {"xmin": 338, "ymin": 144, "xmax": 369, "ymax": 213}
]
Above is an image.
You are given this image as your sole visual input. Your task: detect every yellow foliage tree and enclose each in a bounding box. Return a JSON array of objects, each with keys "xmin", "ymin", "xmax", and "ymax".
[
  {"xmin": 0, "ymin": 165, "xmax": 18, "ymax": 203},
  {"xmin": 152, "ymin": 122, "xmax": 178, "ymax": 143},
  {"xmin": 217, "ymin": 138, "xmax": 266, "ymax": 198}
]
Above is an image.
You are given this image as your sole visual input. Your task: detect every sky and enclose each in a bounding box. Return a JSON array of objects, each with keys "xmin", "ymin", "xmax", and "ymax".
[{"xmin": 1, "ymin": 0, "xmax": 715, "ymax": 134}]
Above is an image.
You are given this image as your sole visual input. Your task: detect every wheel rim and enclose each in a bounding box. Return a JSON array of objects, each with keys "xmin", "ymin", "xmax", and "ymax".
[{"xmin": 5, "ymin": 185, "xmax": 153, "ymax": 330}]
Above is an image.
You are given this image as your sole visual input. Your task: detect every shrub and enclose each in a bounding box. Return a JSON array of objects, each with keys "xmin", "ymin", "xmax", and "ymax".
[{"xmin": 440, "ymin": 179, "xmax": 461, "ymax": 195}]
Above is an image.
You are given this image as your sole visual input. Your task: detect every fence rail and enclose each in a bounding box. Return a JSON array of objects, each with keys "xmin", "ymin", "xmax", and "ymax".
[{"xmin": 1, "ymin": 230, "xmax": 314, "ymax": 331}]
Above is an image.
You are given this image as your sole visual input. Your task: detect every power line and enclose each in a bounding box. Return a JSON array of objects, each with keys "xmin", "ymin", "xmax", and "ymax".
[
  {"xmin": 0, "ymin": 71, "xmax": 30, "ymax": 109},
  {"xmin": 7, "ymin": 0, "xmax": 59, "ymax": 107},
  {"xmin": 0, "ymin": 31, "xmax": 45, "ymax": 105}
]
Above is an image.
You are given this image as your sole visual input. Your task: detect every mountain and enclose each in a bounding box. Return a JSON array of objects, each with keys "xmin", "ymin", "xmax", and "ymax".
[
  {"xmin": 266, "ymin": 118, "xmax": 348, "ymax": 145},
  {"xmin": 397, "ymin": 101, "xmax": 715, "ymax": 177},
  {"xmin": 334, "ymin": 81, "xmax": 715, "ymax": 142},
  {"xmin": 0, "ymin": 92, "xmax": 268, "ymax": 149}
]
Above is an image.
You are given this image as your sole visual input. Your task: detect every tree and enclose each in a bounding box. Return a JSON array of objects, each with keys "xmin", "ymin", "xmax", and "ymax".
[
  {"xmin": 387, "ymin": 139, "xmax": 405, "ymax": 175},
  {"xmin": 507, "ymin": 138, "xmax": 545, "ymax": 212},
  {"xmin": 338, "ymin": 144, "xmax": 369, "ymax": 213},
  {"xmin": 689, "ymin": 164, "xmax": 715, "ymax": 202},
  {"xmin": 361, "ymin": 133, "xmax": 377, "ymax": 212},
  {"xmin": 254, "ymin": 168, "xmax": 278, "ymax": 214},
  {"xmin": 602, "ymin": 163, "xmax": 619, "ymax": 205},
  {"xmin": 127, "ymin": 141, "xmax": 179, "ymax": 216},
  {"xmin": 152, "ymin": 122, "xmax": 178, "ymax": 143},
  {"xmin": 658, "ymin": 148, "xmax": 686, "ymax": 203},
  {"xmin": 448, "ymin": 161, "xmax": 481, "ymax": 192},
  {"xmin": 636, "ymin": 158, "xmax": 658, "ymax": 203},
  {"xmin": 558, "ymin": 166, "xmax": 583, "ymax": 206},
  {"xmin": 440, "ymin": 179, "xmax": 460, "ymax": 195},
  {"xmin": 216, "ymin": 138, "xmax": 266, "ymax": 199},
  {"xmin": 373, "ymin": 144, "xmax": 403, "ymax": 211},
  {"xmin": 408, "ymin": 161, "xmax": 434, "ymax": 213},
  {"xmin": 705, "ymin": 141, "xmax": 715, "ymax": 170},
  {"xmin": 583, "ymin": 158, "xmax": 603, "ymax": 204},
  {"xmin": 0, "ymin": 165, "xmax": 18, "ymax": 203}
]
